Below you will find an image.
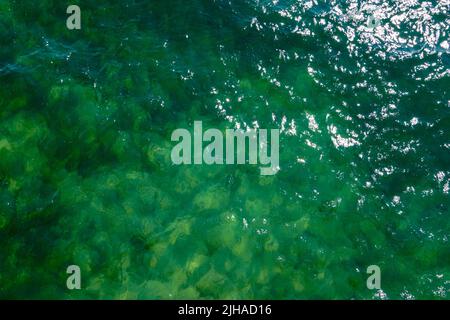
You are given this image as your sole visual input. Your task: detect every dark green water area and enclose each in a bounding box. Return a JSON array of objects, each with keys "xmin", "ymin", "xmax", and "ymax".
[{"xmin": 0, "ymin": 0, "xmax": 449, "ymax": 299}]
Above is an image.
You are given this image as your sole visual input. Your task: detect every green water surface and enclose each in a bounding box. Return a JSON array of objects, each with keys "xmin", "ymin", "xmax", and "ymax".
[{"xmin": 0, "ymin": 0, "xmax": 449, "ymax": 299}]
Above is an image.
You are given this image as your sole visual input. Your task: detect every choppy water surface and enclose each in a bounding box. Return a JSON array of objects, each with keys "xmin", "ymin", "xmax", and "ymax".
[{"xmin": 0, "ymin": 0, "xmax": 449, "ymax": 299}]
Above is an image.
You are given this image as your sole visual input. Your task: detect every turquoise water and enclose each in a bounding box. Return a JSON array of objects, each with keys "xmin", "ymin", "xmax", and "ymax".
[{"xmin": 0, "ymin": 0, "xmax": 449, "ymax": 299}]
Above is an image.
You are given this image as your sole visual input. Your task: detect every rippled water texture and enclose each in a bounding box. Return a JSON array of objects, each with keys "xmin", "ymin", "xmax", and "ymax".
[{"xmin": 0, "ymin": 0, "xmax": 449, "ymax": 299}]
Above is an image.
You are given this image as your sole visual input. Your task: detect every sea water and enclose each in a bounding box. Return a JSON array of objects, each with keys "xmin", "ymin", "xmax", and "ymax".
[{"xmin": 0, "ymin": 0, "xmax": 449, "ymax": 299}]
